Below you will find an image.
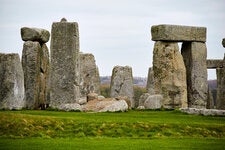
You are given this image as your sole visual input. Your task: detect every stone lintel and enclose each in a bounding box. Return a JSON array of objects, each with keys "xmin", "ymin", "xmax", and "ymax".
[
  {"xmin": 151, "ymin": 24, "xmax": 206, "ymax": 42},
  {"xmin": 207, "ymin": 59, "xmax": 223, "ymax": 69}
]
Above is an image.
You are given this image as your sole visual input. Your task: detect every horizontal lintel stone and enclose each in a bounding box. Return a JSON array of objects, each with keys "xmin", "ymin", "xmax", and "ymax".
[
  {"xmin": 207, "ymin": 59, "xmax": 223, "ymax": 69},
  {"xmin": 151, "ymin": 24, "xmax": 206, "ymax": 42},
  {"xmin": 21, "ymin": 27, "xmax": 50, "ymax": 43}
]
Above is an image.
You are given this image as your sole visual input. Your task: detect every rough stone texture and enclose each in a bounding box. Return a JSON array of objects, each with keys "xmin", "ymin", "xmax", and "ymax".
[
  {"xmin": 87, "ymin": 93, "xmax": 98, "ymax": 101},
  {"xmin": 207, "ymin": 59, "xmax": 223, "ymax": 69},
  {"xmin": 206, "ymin": 86, "xmax": 214, "ymax": 109},
  {"xmin": 58, "ymin": 103, "xmax": 82, "ymax": 111},
  {"xmin": 79, "ymin": 53, "xmax": 100, "ymax": 97},
  {"xmin": 50, "ymin": 19, "xmax": 80, "ymax": 108},
  {"xmin": 144, "ymin": 95, "xmax": 163, "ymax": 109},
  {"xmin": 216, "ymin": 54, "xmax": 225, "ymax": 110},
  {"xmin": 181, "ymin": 42, "xmax": 208, "ymax": 108},
  {"xmin": 110, "ymin": 66, "xmax": 134, "ymax": 108},
  {"xmin": 115, "ymin": 96, "xmax": 131, "ymax": 109},
  {"xmin": 0, "ymin": 53, "xmax": 25, "ymax": 110},
  {"xmin": 146, "ymin": 67, "xmax": 155, "ymax": 94},
  {"xmin": 21, "ymin": 27, "xmax": 50, "ymax": 43},
  {"xmin": 151, "ymin": 24, "xmax": 206, "ymax": 42},
  {"xmin": 180, "ymin": 108, "xmax": 225, "ymax": 116},
  {"xmin": 138, "ymin": 93, "xmax": 151, "ymax": 107},
  {"xmin": 22, "ymin": 41, "xmax": 49, "ymax": 109},
  {"xmin": 222, "ymin": 38, "xmax": 225, "ymax": 48},
  {"xmin": 82, "ymin": 98, "xmax": 128, "ymax": 112},
  {"xmin": 153, "ymin": 41, "xmax": 187, "ymax": 109}
]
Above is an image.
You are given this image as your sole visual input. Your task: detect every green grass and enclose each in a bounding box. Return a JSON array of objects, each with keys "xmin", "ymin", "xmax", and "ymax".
[{"xmin": 0, "ymin": 110, "xmax": 225, "ymax": 149}]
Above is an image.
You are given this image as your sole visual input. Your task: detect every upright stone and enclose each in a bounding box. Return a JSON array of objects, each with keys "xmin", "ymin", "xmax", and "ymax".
[
  {"xmin": 216, "ymin": 54, "xmax": 225, "ymax": 110},
  {"xmin": 110, "ymin": 66, "xmax": 134, "ymax": 108},
  {"xmin": 50, "ymin": 19, "xmax": 80, "ymax": 108},
  {"xmin": 222, "ymin": 38, "xmax": 225, "ymax": 48},
  {"xmin": 146, "ymin": 67, "xmax": 155, "ymax": 94},
  {"xmin": 79, "ymin": 53, "xmax": 100, "ymax": 97},
  {"xmin": 153, "ymin": 41, "xmax": 187, "ymax": 108},
  {"xmin": 0, "ymin": 53, "xmax": 25, "ymax": 109},
  {"xmin": 151, "ymin": 24, "xmax": 206, "ymax": 42},
  {"xmin": 181, "ymin": 42, "xmax": 208, "ymax": 108}
]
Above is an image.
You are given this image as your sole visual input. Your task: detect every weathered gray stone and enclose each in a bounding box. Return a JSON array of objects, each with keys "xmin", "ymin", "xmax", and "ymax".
[
  {"xmin": 180, "ymin": 108, "xmax": 225, "ymax": 116},
  {"xmin": 0, "ymin": 53, "xmax": 25, "ymax": 110},
  {"xmin": 22, "ymin": 41, "xmax": 49, "ymax": 109},
  {"xmin": 153, "ymin": 41, "xmax": 187, "ymax": 109},
  {"xmin": 151, "ymin": 24, "xmax": 206, "ymax": 42},
  {"xmin": 58, "ymin": 103, "xmax": 82, "ymax": 111},
  {"xmin": 110, "ymin": 66, "xmax": 134, "ymax": 108},
  {"xmin": 79, "ymin": 53, "xmax": 100, "ymax": 97},
  {"xmin": 87, "ymin": 93, "xmax": 98, "ymax": 101},
  {"xmin": 216, "ymin": 54, "xmax": 225, "ymax": 110},
  {"xmin": 82, "ymin": 98, "xmax": 128, "ymax": 112},
  {"xmin": 181, "ymin": 42, "xmax": 208, "ymax": 108},
  {"xmin": 144, "ymin": 95, "xmax": 163, "ymax": 109},
  {"xmin": 207, "ymin": 59, "xmax": 223, "ymax": 69},
  {"xmin": 146, "ymin": 67, "xmax": 155, "ymax": 94},
  {"xmin": 222, "ymin": 38, "xmax": 225, "ymax": 48},
  {"xmin": 21, "ymin": 27, "xmax": 50, "ymax": 43},
  {"xmin": 50, "ymin": 19, "xmax": 80, "ymax": 108},
  {"xmin": 138, "ymin": 93, "xmax": 151, "ymax": 107},
  {"xmin": 206, "ymin": 86, "xmax": 214, "ymax": 109}
]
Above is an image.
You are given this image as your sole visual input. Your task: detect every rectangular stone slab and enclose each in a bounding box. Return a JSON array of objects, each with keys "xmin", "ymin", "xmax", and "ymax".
[
  {"xmin": 151, "ymin": 24, "xmax": 206, "ymax": 42},
  {"xmin": 207, "ymin": 59, "xmax": 223, "ymax": 69}
]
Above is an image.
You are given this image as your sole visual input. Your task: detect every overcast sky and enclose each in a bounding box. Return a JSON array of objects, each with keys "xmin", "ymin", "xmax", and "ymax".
[{"xmin": 0, "ymin": 0, "xmax": 224, "ymax": 79}]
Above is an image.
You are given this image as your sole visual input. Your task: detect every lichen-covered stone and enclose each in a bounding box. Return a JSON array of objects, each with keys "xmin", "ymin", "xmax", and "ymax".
[
  {"xmin": 206, "ymin": 59, "xmax": 223, "ymax": 69},
  {"xmin": 216, "ymin": 54, "xmax": 225, "ymax": 110},
  {"xmin": 138, "ymin": 93, "xmax": 151, "ymax": 107},
  {"xmin": 79, "ymin": 53, "xmax": 100, "ymax": 97},
  {"xmin": 151, "ymin": 24, "xmax": 206, "ymax": 42},
  {"xmin": 110, "ymin": 66, "xmax": 134, "ymax": 108},
  {"xmin": 22, "ymin": 41, "xmax": 49, "ymax": 109},
  {"xmin": 21, "ymin": 27, "xmax": 50, "ymax": 43},
  {"xmin": 146, "ymin": 67, "xmax": 155, "ymax": 94},
  {"xmin": 181, "ymin": 42, "xmax": 208, "ymax": 108},
  {"xmin": 144, "ymin": 95, "xmax": 163, "ymax": 109},
  {"xmin": 50, "ymin": 19, "xmax": 80, "ymax": 108},
  {"xmin": 153, "ymin": 41, "xmax": 187, "ymax": 108},
  {"xmin": 0, "ymin": 53, "xmax": 25, "ymax": 110}
]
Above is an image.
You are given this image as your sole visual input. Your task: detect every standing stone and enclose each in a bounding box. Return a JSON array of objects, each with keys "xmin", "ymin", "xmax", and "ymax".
[
  {"xmin": 79, "ymin": 53, "xmax": 100, "ymax": 97},
  {"xmin": 110, "ymin": 66, "xmax": 134, "ymax": 108},
  {"xmin": 181, "ymin": 42, "xmax": 208, "ymax": 108},
  {"xmin": 206, "ymin": 86, "xmax": 214, "ymax": 109},
  {"xmin": 50, "ymin": 19, "xmax": 80, "ymax": 108},
  {"xmin": 222, "ymin": 38, "xmax": 225, "ymax": 48},
  {"xmin": 0, "ymin": 53, "xmax": 25, "ymax": 109},
  {"xmin": 216, "ymin": 54, "xmax": 225, "ymax": 110},
  {"xmin": 146, "ymin": 67, "xmax": 155, "ymax": 94},
  {"xmin": 22, "ymin": 41, "xmax": 41, "ymax": 109},
  {"xmin": 22, "ymin": 41, "xmax": 49, "ymax": 109},
  {"xmin": 153, "ymin": 41, "xmax": 187, "ymax": 108}
]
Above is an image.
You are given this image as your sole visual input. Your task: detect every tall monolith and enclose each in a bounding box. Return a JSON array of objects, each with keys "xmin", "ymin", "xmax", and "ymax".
[
  {"xmin": 0, "ymin": 53, "xmax": 25, "ymax": 109},
  {"xmin": 79, "ymin": 53, "xmax": 100, "ymax": 97},
  {"xmin": 110, "ymin": 66, "xmax": 134, "ymax": 108},
  {"xmin": 153, "ymin": 41, "xmax": 187, "ymax": 108},
  {"xmin": 50, "ymin": 18, "xmax": 80, "ymax": 108}
]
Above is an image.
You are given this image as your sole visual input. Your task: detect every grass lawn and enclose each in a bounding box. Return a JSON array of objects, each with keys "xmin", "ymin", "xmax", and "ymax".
[{"xmin": 0, "ymin": 110, "xmax": 225, "ymax": 149}]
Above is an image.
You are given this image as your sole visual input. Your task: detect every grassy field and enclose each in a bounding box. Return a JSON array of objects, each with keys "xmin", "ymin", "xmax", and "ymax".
[{"xmin": 0, "ymin": 110, "xmax": 225, "ymax": 149}]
